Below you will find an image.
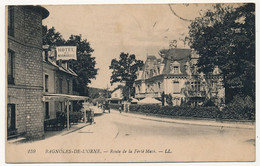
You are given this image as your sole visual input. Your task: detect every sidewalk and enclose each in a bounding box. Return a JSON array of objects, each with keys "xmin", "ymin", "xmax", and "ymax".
[
  {"xmin": 120, "ymin": 111, "xmax": 255, "ymax": 129},
  {"xmin": 8, "ymin": 122, "xmax": 91, "ymax": 144}
]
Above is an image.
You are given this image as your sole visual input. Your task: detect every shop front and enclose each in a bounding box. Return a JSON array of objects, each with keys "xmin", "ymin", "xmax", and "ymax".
[{"xmin": 43, "ymin": 94, "xmax": 88, "ymax": 131}]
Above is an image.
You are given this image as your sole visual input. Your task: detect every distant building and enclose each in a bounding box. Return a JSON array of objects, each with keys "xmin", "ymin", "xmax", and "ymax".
[
  {"xmin": 7, "ymin": 6, "xmax": 49, "ymax": 139},
  {"xmin": 134, "ymin": 48, "xmax": 225, "ymax": 107},
  {"xmin": 108, "ymin": 85, "xmax": 124, "ymax": 104}
]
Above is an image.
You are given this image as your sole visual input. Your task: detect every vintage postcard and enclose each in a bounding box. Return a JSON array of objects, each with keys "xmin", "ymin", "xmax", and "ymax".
[{"xmin": 5, "ymin": 2, "xmax": 256, "ymax": 164}]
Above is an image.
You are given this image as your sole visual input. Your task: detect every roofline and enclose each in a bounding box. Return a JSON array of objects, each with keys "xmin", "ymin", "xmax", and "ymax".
[{"xmin": 24, "ymin": 5, "xmax": 49, "ymax": 19}]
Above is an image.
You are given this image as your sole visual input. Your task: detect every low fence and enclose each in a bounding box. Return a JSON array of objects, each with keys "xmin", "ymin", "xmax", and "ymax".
[
  {"xmin": 44, "ymin": 111, "xmax": 83, "ymax": 131},
  {"xmin": 109, "ymin": 103, "xmax": 255, "ymax": 120}
]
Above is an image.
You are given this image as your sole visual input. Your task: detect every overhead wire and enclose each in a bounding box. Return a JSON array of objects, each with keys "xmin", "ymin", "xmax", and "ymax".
[{"xmin": 168, "ymin": 4, "xmax": 193, "ymax": 22}]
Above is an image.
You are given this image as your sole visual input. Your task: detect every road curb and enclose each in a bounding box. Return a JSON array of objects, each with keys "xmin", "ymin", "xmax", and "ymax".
[
  {"xmin": 120, "ymin": 111, "xmax": 255, "ymax": 129},
  {"xmin": 61, "ymin": 123, "xmax": 91, "ymax": 136}
]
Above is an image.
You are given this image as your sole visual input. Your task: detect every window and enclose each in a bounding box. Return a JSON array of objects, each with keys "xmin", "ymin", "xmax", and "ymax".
[
  {"xmin": 157, "ymin": 67, "xmax": 160, "ymax": 74},
  {"xmin": 45, "ymin": 102, "xmax": 50, "ymax": 119},
  {"xmin": 44, "ymin": 75, "xmax": 49, "ymax": 92},
  {"xmin": 8, "ymin": 50, "xmax": 14, "ymax": 84},
  {"xmin": 67, "ymin": 80, "xmax": 70, "ymax": 94},
  {"xmin": 59, "ymin": 102, "xmax": 63, "ymax": 112},
  {"xmin": 59, "ymin": 78, "xmax": 62, "ymax": 93},
  {"xmin": 7, "ymin": 104, "xmax": 16, "ymax": 136},
  {"xmin": 173, "ymin": 81, "xmax": 180, "ymax": 93},
  {"xmin": 173, "ymin": 66, "xmax": 179, "ymax": 74},
  {"xmin": 191, "ymin": 82, "xmax": 194, "ymax": 88},
  {"xmin": 191, "ymin": 81, "xmax": 200, "ymax": 91},
  {"xmin": 8, "ymin": 6, "xmax": 14, "ymax": 36},
  {"xmin": 44, "ymin": 50, "xmax": 48, "ymax": 62},
  {"xmin": 170, "ymin": 61, "xmax": 181, "ymax": 74},
  {"xmin": 197, "ymin": 82, "xmax": 201, "ymax": 91}
]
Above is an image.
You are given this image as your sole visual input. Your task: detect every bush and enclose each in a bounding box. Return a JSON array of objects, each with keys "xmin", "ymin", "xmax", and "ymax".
[
  {"xmin": 69, "ymin": 112, "xmax": 83, "ymax": 123},
  {"xmin": 129, "ymin": 105, "xmax": 218, "ymax": 118},
  {"xmin": 222, "ymin": 105, "xmax": 255, "ymax": 120},
  {"xmin": 129, "ymin": 104, "xmax": 254, "ymax": 120},
  {"xmin": 222, "ymin": 95, "xmax": 255, "ymax": 120}
]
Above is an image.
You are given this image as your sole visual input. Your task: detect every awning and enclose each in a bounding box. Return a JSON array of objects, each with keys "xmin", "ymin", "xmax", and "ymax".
[
  {"xmin": 107, "ymin": 98, "xmax": 123, "ymax": 101},
  {"xmin": 43, "ymin": 94, "xmax": 88, "ymax": 102},
  {"xmin": 137, "ymin": 97, "xmax": 161, "ymax": 105},
  {"xmin": 130, "ymin": 98, "xmax": 138, "ymax": 103},
  {"xmin": 43, "ymin": 94, "xmax": 89, "ymax": 131}
]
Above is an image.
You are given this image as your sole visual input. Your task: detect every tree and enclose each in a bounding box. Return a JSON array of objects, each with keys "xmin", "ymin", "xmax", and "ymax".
[
  {"xmin": 42, "ymin": 26, "xmax": 65, "ymax": 46},
  {"xmin": 65, "ymin": 35, "xmax": 98, "ymax": 95},
  {"xmin": 42, "ymin": 26, "xmax": 98, "ymax": 96},
  {"xmin": 109, "ymin": 52, "xmax": 144, "ymax": 100},
  {"xmin": 188, "ymin": 3, "xmax": 255, "ymax": 103}
]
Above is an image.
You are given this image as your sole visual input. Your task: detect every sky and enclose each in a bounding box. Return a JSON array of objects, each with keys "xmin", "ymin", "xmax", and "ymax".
[{"xmin": 42, "ymin": 4, "xmax": 213, "ymax": 89}]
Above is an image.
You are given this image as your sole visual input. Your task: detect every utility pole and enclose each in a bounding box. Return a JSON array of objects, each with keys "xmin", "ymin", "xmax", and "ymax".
[{"xmin": 106, "ymin": 84, "xmax": 109, "ymax": 99}]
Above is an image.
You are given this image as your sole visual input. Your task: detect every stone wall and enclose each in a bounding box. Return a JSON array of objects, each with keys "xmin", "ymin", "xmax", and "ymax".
[{"xmin": 7, "ymin": 6, "xmax": 47, "ymax": 139}]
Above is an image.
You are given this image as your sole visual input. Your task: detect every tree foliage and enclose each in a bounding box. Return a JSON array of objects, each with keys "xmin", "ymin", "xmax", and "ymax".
[
  {"xmin": 66, "ymin": 35, "xmax": 98, "ymax": 95},
  {"xmin": 42, "ymin": 26, "xmax": 65, "ymax": 46},
  {"xmin": 42, "ymin": 26, "xmax": 98, "ymax": 96},
  {"xmin": 109, "ymin": 52, "xmax": 144, "ymax": 99},
  {"xmin": 188, "ymin": 3, "xmax": 255, "ymax": 102}
]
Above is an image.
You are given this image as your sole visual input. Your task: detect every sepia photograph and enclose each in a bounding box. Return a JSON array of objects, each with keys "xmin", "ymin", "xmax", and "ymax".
[{"xmin": 4, "ymin": 2, "xmax": 256, "ymax": 164}]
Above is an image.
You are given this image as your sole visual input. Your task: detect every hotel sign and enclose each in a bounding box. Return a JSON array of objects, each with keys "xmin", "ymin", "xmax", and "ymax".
[{"xmin": 56, "ymin": 46, "xmax": 77, "ymax": 60}]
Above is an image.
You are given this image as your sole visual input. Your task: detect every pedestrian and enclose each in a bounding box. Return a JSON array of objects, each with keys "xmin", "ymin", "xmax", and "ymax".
[{"xmin": 119, "ymin": 107, "xmax": 122, "ymax": 113}]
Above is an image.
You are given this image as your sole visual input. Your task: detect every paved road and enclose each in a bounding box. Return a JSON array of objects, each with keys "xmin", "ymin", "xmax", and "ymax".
[{"xmin": 6, "ymin": 108, "xmax": 255, "ymax": 162}]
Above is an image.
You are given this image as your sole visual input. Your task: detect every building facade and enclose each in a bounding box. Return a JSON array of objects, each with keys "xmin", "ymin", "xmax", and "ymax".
[
  {"xmin": 42, "ymin": 48, "xmax": 77, "ymax": 123},
  {"xmin": 108, "ymin": 85, "xmax": 124, "ymax": 104},
  {"xmin": 7, "ymin": 6, "xmax": 49, "ymax": 139},
  {"xmin": 134, "ymin": 48, "xmax": 225, "ymax": 107}
]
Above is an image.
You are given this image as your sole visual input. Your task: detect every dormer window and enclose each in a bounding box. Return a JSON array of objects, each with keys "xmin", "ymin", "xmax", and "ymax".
[
  {"xmin": 170, "ymin": 61, "xmax": 181, "ymax": 74},
  {"xmin": 173, "ymin": 66, "xmax": 179, "ymax": 74}
]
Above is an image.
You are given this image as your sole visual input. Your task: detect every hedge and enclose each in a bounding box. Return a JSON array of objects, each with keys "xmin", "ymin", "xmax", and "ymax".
[
  {"xmin": 128, "ymin": 104, "xmax": 255, "ymax": 120},
  {"xmin": 222, "ymin": 105, "xmax": 255, "ymax": 120}
]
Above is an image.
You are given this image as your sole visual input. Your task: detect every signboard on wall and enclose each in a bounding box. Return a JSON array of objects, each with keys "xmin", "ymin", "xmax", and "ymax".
[{"xmin": 56, "ymin": 46, "xmax": 77, "ymax": 60}]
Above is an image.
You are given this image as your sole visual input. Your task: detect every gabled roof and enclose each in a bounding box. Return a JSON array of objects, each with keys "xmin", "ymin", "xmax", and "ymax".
[
  {"xmin": 111, "ymin": 85, "xmax": 124, "ymax": 94},
  {"xmin": 135, "ymin": 48, "xmax": 194, "ymax": 81}
]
